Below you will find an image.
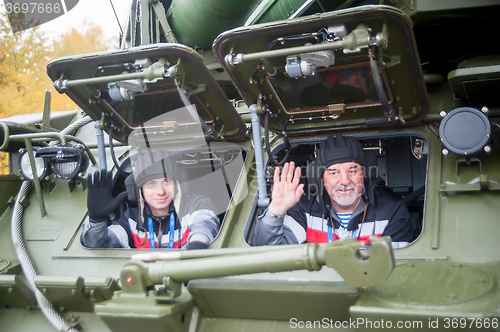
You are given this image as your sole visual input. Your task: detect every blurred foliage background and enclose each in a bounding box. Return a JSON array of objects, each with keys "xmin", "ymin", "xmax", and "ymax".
[{"xmin": 0, "ymin": 12, "xmax": 118, "ymax": 174}]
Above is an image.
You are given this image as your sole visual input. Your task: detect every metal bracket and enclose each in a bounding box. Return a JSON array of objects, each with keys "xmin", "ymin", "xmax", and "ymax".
[
  {"xmin": 185, "ymin": 84, "xmax": 206, "ymax": 98},
  {"xmin": 439, "ymin": 157, "xmax": 500, "ymax": 194},
  {"xmin": 120, "ymin": 262, "xmax": 148, "ymax": 295},
  {"xmin": 327, "ymin": 104, "xmax": 346, "ymax": 117},
  {"xmin": 155, "ymin": 277, "xmax": 182, "ymax": 301},
  {"xmin": 323, "ymin": 236, "xmax": 394, "ymax": 288},
  {"xmin": 62, "ymin": 315, "xmax": 81, "ymax": 332},
  {"xmin": 455, "ymin": 156, "xmax": 481, "ymax": 177}
]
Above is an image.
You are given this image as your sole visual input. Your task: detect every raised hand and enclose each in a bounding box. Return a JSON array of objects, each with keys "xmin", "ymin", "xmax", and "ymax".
[
  {"xmin": 87, "ymin": 170, "xmax": 128, "ymax": 222},
  {"xmin": 268, "ymin": 161, "xmax": 304, "ymax": 216}
]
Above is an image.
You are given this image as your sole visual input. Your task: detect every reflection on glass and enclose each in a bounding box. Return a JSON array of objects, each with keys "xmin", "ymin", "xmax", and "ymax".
[
  {"xmin": 128, "ymin": 107, "xmax": 248, "ymax": 219},
  {"xmin": 267, "ymin": 63, "xmax": 392, "ymax": 114},
  {"xmin": 108, "ymin": 88, "xmax": 213, "ymax": 128}
]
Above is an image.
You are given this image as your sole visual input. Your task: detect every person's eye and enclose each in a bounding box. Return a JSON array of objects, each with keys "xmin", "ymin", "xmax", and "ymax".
[{"xmin": 146, "ymin": 181, "xmax": 156, "ymax": 187}]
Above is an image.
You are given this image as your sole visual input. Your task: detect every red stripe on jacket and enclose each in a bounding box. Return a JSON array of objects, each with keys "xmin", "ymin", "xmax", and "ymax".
[
  {"xmin": 131, "ymin": 228, "xmax": 190, "ymax": 249},
  {"xmin": 306, "ymin": 227, "xmax": 382, "ymax": 244}
]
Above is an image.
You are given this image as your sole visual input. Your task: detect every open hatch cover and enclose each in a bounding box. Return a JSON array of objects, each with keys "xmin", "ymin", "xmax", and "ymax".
[
  {"xmin": 47, "ymin": 44, "xmax": 247, "ymax": 143},
  {"xmin": 213, "ymin": 5, "xmax": 429, "ymax": 134}
]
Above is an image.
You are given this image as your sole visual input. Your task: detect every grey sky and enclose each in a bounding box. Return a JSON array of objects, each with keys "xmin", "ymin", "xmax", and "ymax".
[{"xmin": 36, "ymin": 0, "xmax": 130, "ymax": 42}]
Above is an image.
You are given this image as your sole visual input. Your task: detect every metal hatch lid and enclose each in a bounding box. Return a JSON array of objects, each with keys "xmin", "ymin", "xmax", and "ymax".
[
  {"xmin": 46, "ymin": 43, "xmax": 247, "ymax": 144},
  {"xmin": 213, "ymin": 5, "xmax": 429, "ymax": 135}
]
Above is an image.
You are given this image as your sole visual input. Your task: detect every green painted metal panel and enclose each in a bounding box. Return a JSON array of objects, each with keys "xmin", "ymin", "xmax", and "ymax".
[{"xmin": 167, "ymin": 0, "xmax": 260, "ymax": 49}]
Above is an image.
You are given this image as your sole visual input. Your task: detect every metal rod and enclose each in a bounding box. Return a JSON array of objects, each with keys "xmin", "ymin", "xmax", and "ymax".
[
  {"xmin": 9, "ymin": 133, "xmax": 67, "ymax": 145},
  {"xmin": 42, "ymin": 90, "xmax": 51, "ymax": 128},
  {"xmin": 61, "ymin": 72, "xmax": 149, "ymax": 88},
  {"xmin": 132, "ymin": 243, "xmax": 306, "ymax": 262},
  {"xmin": 10, "ymin": 133, "xmax": 97, "ymax": 166},
  {"xmin": 239, "ymin": 40, "xmax": 343, "ymax": 63},
  {"xmin": 95, "ymin": 121, "xmax": 107, "ymax": 170},
  {"xmin": 55, "ymin": 59, "xmax": 169, "ymax": 91},
  {"xmin": 146, "ymin": 243, "xmax": 322, "ymax": 283},
  {"xmin": 24, "ymin": 138, "xmax": 47, "ymax": 217},
  {"xmin": 250, "ymin": 104, "xmax": 270, "ymax": 208}
]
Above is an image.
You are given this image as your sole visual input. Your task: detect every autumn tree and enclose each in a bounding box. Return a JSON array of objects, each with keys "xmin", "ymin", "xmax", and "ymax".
[
  {"xmin": 0, "ymin": 13, "xmax": 118, "ymax": 174},
  {"xmin": 0, "ymin": 11, "xmax": 52, "ymax": 173},
  {"xmin": 50, "ymin": 20, "xmax": 118, "ymax": 112},
  {"xmin": 0, "ymin": 13, "xmax": 51, "ymax": 117},
  {"xmin": 52, "ymin": 19, "xmax": 117, "ymax": 57}
]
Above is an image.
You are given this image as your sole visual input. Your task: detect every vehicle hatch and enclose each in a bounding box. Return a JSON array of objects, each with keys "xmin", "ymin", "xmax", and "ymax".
[
  {"xmin": 46, "ymin": 43, "xmax": 247, "ymax": 143},
  {"xmin": 213, "ymin": 5, "xmax": 429, "ymax": 135}
]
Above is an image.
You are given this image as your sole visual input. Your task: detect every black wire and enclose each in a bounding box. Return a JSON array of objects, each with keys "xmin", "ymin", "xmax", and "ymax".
[
  {"xmin": 109, "ymin": 125, "xmax": 129, "ymax": 178},
  {"xmin": 264, "ymin": 33, "xmax": 319, "ymax": 51},
  {"xmin": 109, "ymin": 0, "xmax": 124, "ymax": 37},
  {"xmin": 251, "ymin": 63, "xmax": 291, "ymax": 165},
  {"xmin": 369, "ymin": 48, "xmax": 394, "ymax": 120},
  {"xmin": 264, "ymin": 111, "xmax": 290, "ymax": 166}
]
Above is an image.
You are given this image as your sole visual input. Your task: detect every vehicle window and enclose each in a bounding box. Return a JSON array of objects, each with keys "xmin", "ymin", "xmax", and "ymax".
[
  {"xmin": 246, "ymin": 134, "xmax": 427, "ymax": 248},
  {"xmin": 82, "ymin": 107, "xmax": 247, "ymax": 249},
  {"xmin": 267, "ymin": 62, "xmax": 393, "ymax": 114}
]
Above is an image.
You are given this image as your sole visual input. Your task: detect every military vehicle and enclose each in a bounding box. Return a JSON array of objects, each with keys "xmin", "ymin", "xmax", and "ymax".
[{"xmin": 1, "ymin": 0, "xmax": 500, "ymax": 331}]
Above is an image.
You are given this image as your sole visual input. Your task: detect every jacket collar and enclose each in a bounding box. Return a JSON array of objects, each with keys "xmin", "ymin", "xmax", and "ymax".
[{"xmin": 326, "ymin": 197, "xmax": 367, "ymax": 231}]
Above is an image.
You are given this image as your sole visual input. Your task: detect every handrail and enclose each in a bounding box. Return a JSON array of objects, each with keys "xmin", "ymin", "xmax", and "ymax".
[
  {"xmin": 7, "ymin": 132, "xmax": 97, "ymax": 166},
  {"xmin": 0, "ymin": 122, "xmax": 10, "ymax": 151},
  {"xmin": 8, "ymin": 132, "xmax": 68, "ymax": 145}
]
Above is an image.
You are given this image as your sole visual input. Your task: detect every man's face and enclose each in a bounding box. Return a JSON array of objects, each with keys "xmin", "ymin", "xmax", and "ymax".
[
  {"xmin": 141, "ymin": 178, "xmax": 175, "ymax": 216},
  {"xmin": 323, "ymin": 162, "xmax": 364, "ymax": 211}
]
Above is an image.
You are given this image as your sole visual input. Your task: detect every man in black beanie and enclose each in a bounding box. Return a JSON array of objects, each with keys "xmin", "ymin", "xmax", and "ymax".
[{"xmin": 252, "ymin": 134, "xmax": 415, "ymax": 249}]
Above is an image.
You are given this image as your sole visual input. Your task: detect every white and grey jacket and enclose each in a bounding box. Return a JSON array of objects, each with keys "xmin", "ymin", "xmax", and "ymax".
[{"xmin": 81, "ymin": 176, "xmax": 220, "ymax": 249}]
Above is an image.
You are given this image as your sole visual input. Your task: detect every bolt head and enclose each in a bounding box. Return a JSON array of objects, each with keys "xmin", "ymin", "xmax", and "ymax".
[
  {"xmin": 440, "ymin": 111, "xmax": 447, "ymax": 117},
  {"xmin": 484, "ymin": 145, "xmax": 491, "ymax": 153},
  {"xmin": 442, "ymin": 149, "xmax": 449, "ymax": 155},
  {"xmin": 481, "ymin": 106, "xmax": 489, "ymax": 113}
]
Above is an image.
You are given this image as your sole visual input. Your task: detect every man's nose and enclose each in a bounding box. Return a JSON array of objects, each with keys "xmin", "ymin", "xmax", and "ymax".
[
  {"xmin": 156, "ymin": 184, "xmax": 169, "ymax": 194},
  {"xmin": 338, "ymin": 170, "xmax": 350, "ymax": 185}
]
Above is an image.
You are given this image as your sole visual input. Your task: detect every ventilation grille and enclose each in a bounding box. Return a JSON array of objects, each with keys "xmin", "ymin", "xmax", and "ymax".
[
  {"xmin": 462, "ymin": 77, "xmax": 500, "ymax": 108},
  {"xmin": 448, "ymin": 64, "xmax": 500, "ymax": 109}
]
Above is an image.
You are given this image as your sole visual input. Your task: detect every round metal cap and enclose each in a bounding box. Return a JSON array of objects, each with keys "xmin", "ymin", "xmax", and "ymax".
[{"xmin": 439, "ymin": 107, "xmax": 491, "ymax": 156}]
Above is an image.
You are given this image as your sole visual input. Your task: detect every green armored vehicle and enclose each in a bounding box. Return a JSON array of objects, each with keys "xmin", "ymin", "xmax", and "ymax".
[{"xmin": 1, "ymin": 0, "xmax": 499, "ymax": 331}]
